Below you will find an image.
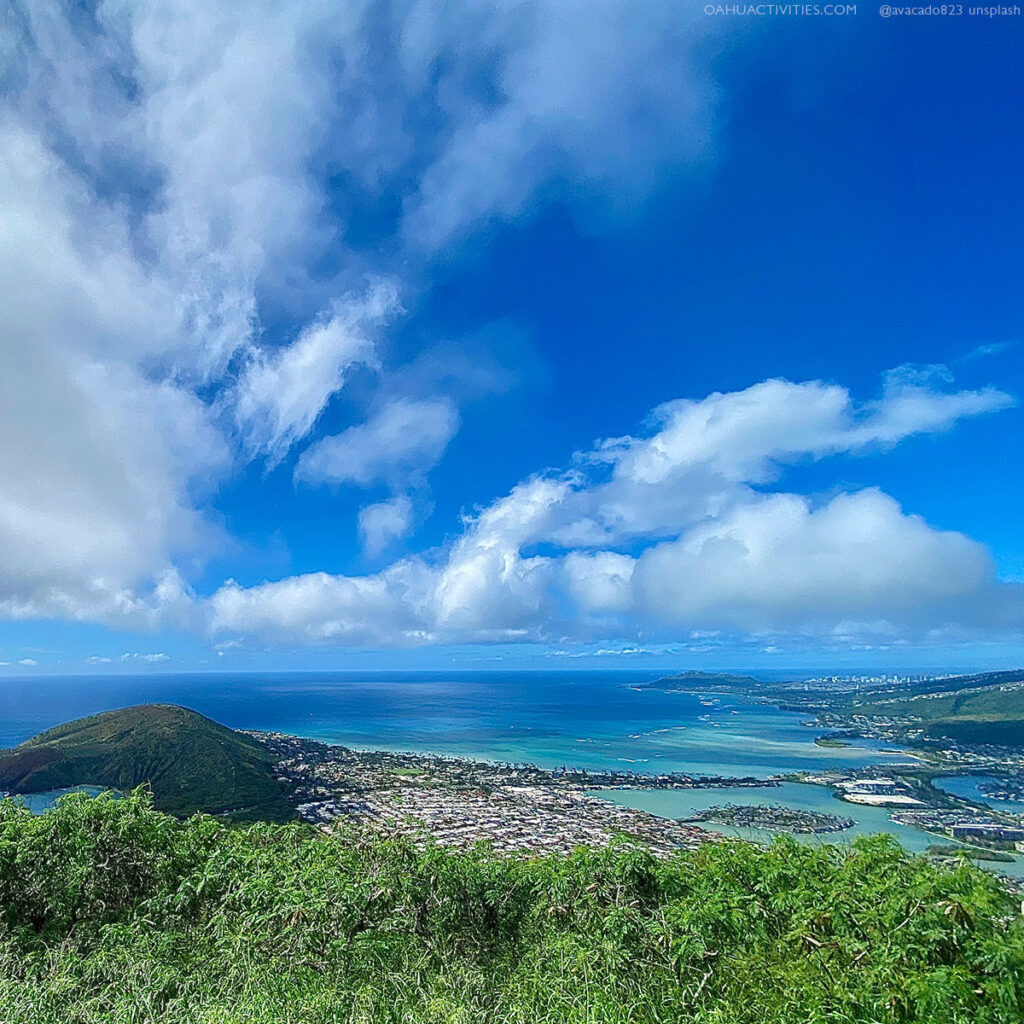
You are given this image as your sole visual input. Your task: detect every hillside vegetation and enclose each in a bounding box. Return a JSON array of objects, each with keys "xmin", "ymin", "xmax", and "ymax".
[
  {"xmin": 1, "ymin": 790, "xmax": 1023, "ymax": 1023},
  {"xmin": 854, "ymin": 686, "xmax": 1024, "ymax": 748},
  {"xmin": 0, "ymin": 705, "xmax": 290, "ymax": 819}
]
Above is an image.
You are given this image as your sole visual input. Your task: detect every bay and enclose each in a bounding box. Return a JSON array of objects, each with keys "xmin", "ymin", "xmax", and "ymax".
[
  {"xmin": 588, "ymin": 782, "xmax": 934, "ymax": 850},
  {"xmin": 933, "ymin": 775, "xmax": 1024, "ymax": 813},
  {"xmin": 10, "ymin": 786, "xmax": 111, "ymax": 813},
  {"xmin": 6, "ymin": 670, "xmax": 1020, "ymax": 876},
  {"xmin": 0, "ymin": 670, "xmax": 905, "ymax": 777}
]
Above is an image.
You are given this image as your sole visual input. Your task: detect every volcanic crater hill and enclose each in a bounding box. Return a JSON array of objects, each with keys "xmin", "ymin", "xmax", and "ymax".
[
  {"xmin": 0, "ymin": 704, "xmax": 293, "ymax": 820},
  {"xmin": 639, "ymin": 670, "xmax": 764, "ymax": 692}
]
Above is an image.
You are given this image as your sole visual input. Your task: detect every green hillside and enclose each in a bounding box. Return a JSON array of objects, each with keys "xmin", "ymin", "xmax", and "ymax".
[
  {"xmin": 865, "ymin": 686, "xmax": 1024, "ymax": 721},
  {"xmin": 0, "ymin": 705, "xmax": 291, "ymax": 819},
  {"xmin": 920, "ymin": 718, "xmax": 1024, "ymax": 747},
  {"xmin": 854, "ymin": 685, "xmax": 1024, "ymax": 748},
  {"xmin": 899, "ymin": 669, "xmax": 1024, "ymax": 697},
  {"xmin": 0, "ymin": 790, "xmax": 1021, "ymax": 1023}
]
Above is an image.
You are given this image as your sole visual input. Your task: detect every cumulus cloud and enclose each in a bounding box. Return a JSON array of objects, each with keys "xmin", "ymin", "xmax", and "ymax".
[
  {"xmin": 207, "ymin": 373, "xmax": 1022, "ymax": 647},
  {"xmin": 296, "ymin": 397, "xmax": 461, "ymax": 489},
  {"xmin": 557, "ymin": 376, "xmax": 1014, "ymax": 548},
  {"xmin": 121, "ymin": 652, "xmax": 171, "ymax": 663},
  {"xmin": 1, "ymin": 1, "xmax": 1019, "ymax": 657},
  {"xmin": 0, "ymin": 121, "xmax": 226, "ymax": 623},
  {"xmin": 359, "ymin": 496, "xmax": 417, "ymax": 556},
  {"xmin": 628, "ymin": 490, "xmax": 994, "ymax": 632},
  {"xmin": 209, "ymin": 561, "xmax": 436, "ymax": 645}
]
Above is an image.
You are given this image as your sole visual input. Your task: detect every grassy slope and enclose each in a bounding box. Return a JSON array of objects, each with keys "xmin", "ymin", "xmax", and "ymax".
[
  {"xmin": 853, "ymin": 686, "xmax": 1024, "ymax": 747},
  {"xmin": 0, "ymin": 704, "xmax": 291, "ymax": 819},
  {"xmin": 0, "ymin": 790, "xmax": 1022, "ymax": 1023}
]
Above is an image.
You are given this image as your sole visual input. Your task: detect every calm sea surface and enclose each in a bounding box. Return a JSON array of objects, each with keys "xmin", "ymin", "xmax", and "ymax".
[
  {"xmin": 0, "ymin": 670, "xmax": 905, "ymax": 776},
  {"xmin": 3, "ymin": 671, "xmax": 1020, "ymax": 876}
]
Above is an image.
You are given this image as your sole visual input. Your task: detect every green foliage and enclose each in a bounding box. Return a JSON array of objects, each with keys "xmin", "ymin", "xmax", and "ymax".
[
  {"xmin": 0, "ymin": 705, "xmax": 291, "ymax": 819},
  {"xmin": 867, "ymin": 688, "xmax": 1024, "ymax": 723},
  {"xmin": 922, "ymin": 719, "xmax": 1024, "ymax": 747},
  {"xmin": 853, "ymin": 686, "xmax": 1024, "ymax": 748},
  {"xmin": 1, "ymin": 790, "xmax": 1023, "ymax": 1022}
]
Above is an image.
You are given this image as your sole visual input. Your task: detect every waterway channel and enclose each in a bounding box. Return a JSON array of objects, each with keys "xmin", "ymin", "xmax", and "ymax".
[{"xmin": 592, "ymin": 782, "xmax": 1024, "ymax": 880}]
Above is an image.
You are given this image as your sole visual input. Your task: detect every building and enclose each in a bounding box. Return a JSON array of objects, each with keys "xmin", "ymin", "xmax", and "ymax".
[{"xmin": 952, "ymin": 823, "xmax": 1024, "ymax": 842}]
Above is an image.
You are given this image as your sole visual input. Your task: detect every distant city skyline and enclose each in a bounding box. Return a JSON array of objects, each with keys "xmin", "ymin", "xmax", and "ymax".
[{"xmin": 1, "ymin": 4, "xmax": 1022, "ymax": 673}]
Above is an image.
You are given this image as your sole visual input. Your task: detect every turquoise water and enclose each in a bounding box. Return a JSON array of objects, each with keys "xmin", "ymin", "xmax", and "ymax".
[
  {"xmin": 0, "ymin": 671, "xmax": 908, "ymax": 778},
  {"xmin": 1, "ymin": 670, "xmax": 1017, "ymax": 874},
  {"xmin": 593, "ymin": 783, "xmax": 1024, "ymax": 879},
  {"xmin": 8, "ymin": 786, "xmax": 112, "ymax": 813},
  {"xmin": 933, "ymin": 775, "xmax": 1024, "ymax": 813},
  {"xmin": 591, "ymin": 783, "xmax": 937, "ymax": 852}
]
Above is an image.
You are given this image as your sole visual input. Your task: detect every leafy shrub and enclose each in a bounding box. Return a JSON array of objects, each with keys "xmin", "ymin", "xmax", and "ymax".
[{"xmin": 0, "ymin": 789, "xmax": 1022, "ymax": 1022}]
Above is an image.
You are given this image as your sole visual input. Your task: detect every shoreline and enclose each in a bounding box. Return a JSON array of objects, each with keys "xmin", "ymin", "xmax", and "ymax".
[{"xmin": 255, "ymin": 727, "xmax": 1024, "ymax": 879}]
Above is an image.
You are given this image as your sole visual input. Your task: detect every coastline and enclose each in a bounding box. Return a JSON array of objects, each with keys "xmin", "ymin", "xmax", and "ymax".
[{"xmin": 5, "ymin": 670, "xmax": 1024, "ymax": 878}]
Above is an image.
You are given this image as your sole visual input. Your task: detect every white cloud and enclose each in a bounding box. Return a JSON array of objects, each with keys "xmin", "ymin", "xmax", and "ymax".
[
  {"xmin": 552, "ymin": 375, "xmax": 1014, "ymax": 548},
  {"xmin": 209, "ymin": 561, "xmax": 436, "ymax": 644},
  {"xmin": 296, "ymin": 397, "xmax": 461, "ymax": 489},
  {"xmin": 0, "ymin": 0, "xmax": 721, "ymax": 631},
  {"xmin": 563, "ymin": 551, "xmax": 635, "ymax": 614},
  {"xmin": 120, "ymin": 652, "xmax": 171, "ymax": 663},
  {"xmin": 96, "ymin": 0, "xmax": 362, "ymax": 376},
  {"xmin": 86, "ymin": 656, "xmax": 113, "ymax": 665},
  {"xmin": 400, "ymin": 0, "xmax": 715, "ymax": 247},
  {"xmin": 850, "ymin": 369, "xmax": 1013, "ymax": 447},
  {"xmin": 359, "ymin": 495, "xmax": 418, "ymax": 556},
  {"xmin": 0, "ymin": 4, "xmax": 383, "ymax": 620},
  {"xmin": 0, "ymin": 3, "xmax": 374, "ymax": 623},
  {"xmin": 0, "ymin": 121, "xmax": 226, "ymax": 624},
  {"xmin": 208, "ymin": 372, "xmax": 1022, "ymax": 647},
  {"xmin": 1, "ymin": 2, "xmax": 1019, "ymax": 657},
  {"xmin": 17, "ymin": 658, "xmax": 38, "ymax": 667},
  {"xmin": 629, "ymin": 489, "xmax": 994, "ymax": 632},
  {"xmin": 233, "ymin": 283, "xmax": 396, "ymax": 463}
]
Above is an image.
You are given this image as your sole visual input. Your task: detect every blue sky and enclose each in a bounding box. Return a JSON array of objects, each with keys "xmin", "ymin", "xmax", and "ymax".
[{"xmin": 1, "ymin": 3, "xmax": 1022, "ymax": 675}]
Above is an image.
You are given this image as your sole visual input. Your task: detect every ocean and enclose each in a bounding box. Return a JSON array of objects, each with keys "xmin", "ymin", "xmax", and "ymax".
[
  {"xmin": 5, "ymin": 670, "xmax": 1023, "ymax": 877},
  {"xmin": 0, "ymin": 669, "xmax": 902, "ymax": 776}
]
